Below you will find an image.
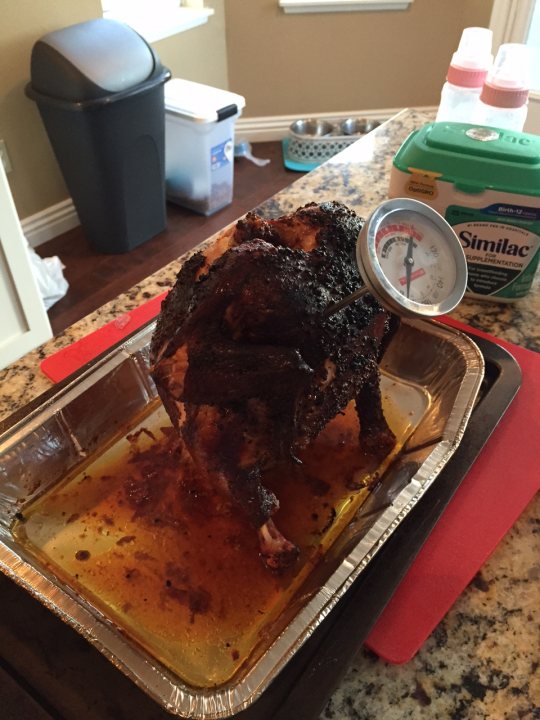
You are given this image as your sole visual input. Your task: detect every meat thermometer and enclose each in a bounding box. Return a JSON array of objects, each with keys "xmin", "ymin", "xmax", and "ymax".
[{"xmin": 327, "ymin": 198, "xmax": 468, "ymax": 319}]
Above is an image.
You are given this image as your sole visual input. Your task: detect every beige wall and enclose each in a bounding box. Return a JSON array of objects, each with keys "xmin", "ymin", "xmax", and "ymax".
[
  {"xmin": 156, "ymin": 1, "xmax": 228, "ymax": 88},
  {"xmin": 1, "ymin": 0, "xmax": 493, "ymax": 221},
  {"xmin": 1, "ymin": 0, "xmax": 102, "ymax": 219},
  {"xmin": 224, "ymin": 0, "xmax": 494, "ymax": 116},
  {"xmin": 0, "ymin": 1, "xmax": 227, "ymax": 218}
]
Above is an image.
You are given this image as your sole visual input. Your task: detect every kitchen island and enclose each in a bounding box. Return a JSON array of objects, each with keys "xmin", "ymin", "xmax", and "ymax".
[{"xmin": 0, "ymin": 109, "xmax": 538, "ymax": 720}]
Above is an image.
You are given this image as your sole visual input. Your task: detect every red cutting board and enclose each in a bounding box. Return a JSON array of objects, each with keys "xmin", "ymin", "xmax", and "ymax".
[
  {"xmin": 40, "ymin": 292, "xmax": 168, "ymax": 383},
  {"xmin": 365, "ymin": 318, "xmax": 540, "ymax": 664},
  {"xmin": 40, "ymin": 307, "xmax": 539, "ymax": 664}
]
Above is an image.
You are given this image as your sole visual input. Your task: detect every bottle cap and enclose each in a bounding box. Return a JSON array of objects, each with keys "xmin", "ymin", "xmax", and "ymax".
[
  {"xmin": 446, "ymin": 27, "xmax": 493, "ymax": 88},
  {"xmin": 480, "ymin": 43, "xmax": 532, "ymax": 108}
]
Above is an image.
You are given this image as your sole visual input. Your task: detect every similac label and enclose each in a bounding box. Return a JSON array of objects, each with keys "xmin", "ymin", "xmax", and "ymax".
[{"xmin": 445, "ymin": 204, "xmax": 540, "ymax": 300}]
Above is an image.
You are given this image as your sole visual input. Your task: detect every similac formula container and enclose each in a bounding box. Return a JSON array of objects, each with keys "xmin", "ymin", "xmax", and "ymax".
[
  {"xmin": 389, "ymin": 122, "xmax": 540, "ymax": 302},
  {"xmin": 164, "ymin": 79, "xmax": 245, "ymax": 216}
]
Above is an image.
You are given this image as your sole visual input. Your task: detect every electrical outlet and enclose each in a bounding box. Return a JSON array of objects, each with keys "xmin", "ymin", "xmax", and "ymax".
[{"xmin": 0, "ymin": 139, "xmax": 13, "ymax": 173}]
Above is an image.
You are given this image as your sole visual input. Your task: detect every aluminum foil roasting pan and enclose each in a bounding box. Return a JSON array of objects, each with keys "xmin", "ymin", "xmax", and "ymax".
[{"xmin": 0, "ymin": 318, "xmax": 484, "ymax": 718}]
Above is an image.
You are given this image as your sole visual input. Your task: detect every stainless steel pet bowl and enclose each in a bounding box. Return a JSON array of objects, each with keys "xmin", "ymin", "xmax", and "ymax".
[
  {"xmin": 289, "ymin": 118, "xmax": 334, "ymax": 137},
  {"xmin": 339, "ymin": 118, "xmax": 381, "ymax": 135}
]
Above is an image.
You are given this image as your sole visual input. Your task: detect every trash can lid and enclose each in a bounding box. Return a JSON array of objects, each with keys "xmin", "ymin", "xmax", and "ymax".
[
  {"xmin": 164, "ymin": 79, "xmax": 246, "ymax": 123},
  {"xmin": 30, "ymin": 18, "xmax": 158, "ymax": 101}
]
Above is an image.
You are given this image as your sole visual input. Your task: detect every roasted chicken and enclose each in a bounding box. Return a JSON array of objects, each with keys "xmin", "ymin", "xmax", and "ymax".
[{"xmin": 150, "ymin": 202, "xmax": 399, "ymax": 570}]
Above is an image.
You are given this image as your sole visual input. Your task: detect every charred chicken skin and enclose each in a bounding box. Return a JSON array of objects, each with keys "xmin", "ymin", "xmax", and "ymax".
[{"xmin": 150, "ymin": 201, "xmax": 399, "ymax": 570}]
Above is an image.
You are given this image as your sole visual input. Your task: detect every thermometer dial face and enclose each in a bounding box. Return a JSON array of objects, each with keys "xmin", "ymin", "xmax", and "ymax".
[{"xmin": 357, "ymin": 199, "xmax": 468, "ymax": 318}]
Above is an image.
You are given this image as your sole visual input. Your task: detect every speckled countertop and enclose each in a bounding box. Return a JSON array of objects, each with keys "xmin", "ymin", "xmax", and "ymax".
[{"xmin": 0, "ymin": 109, "xmax": 538, "ymax": 719}]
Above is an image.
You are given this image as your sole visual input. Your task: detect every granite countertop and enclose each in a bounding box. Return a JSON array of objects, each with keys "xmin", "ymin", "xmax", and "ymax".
[{"xmin": 0, "ymin": 109, "xmax": 538, "ymax": 719}]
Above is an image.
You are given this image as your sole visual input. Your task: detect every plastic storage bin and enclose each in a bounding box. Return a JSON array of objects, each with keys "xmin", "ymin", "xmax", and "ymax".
[
  {"xmin": 164, "ymin": 79, "xmax": 245, "ymax": 216},
  {"xmin": 26, "ymin": 18, "xmax": 170, "ymax": 254}
]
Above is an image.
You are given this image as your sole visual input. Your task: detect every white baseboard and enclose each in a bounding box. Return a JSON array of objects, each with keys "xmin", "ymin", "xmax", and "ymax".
[
  {"xmin": 235, "ymin": 106, "xmax": 437, "ymax": 141},
  {"xmin": 22, "ymin": 198, "xmax": 80, "ymax": 249},
  {"xmin": 22, "ymin": 106, "xmax": 437, "ymax": 247}
]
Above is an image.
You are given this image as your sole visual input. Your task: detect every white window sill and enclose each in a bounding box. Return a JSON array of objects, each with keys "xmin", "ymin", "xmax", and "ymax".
[
  {"xmin": 103, "ymin": 6, "xmax": 214, "ymax": 43},
  {"xmin": 279, "ymin": 0, "xmax": 413, "ymax": 12}
]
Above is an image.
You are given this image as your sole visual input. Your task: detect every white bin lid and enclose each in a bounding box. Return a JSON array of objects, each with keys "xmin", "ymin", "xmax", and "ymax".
[{"xmin": 165, "ymin": 78, "xmax": 245, "ymax": 123}]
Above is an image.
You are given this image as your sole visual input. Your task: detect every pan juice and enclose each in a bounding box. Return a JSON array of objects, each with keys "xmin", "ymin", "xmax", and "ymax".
[{"xmin": 13, "ymin": 375, "xmax": 427, "ymax": 688}]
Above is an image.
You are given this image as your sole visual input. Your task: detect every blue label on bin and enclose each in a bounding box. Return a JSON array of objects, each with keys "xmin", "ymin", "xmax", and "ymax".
[{"xmin": 211, "ymin": 139, "xmax": 233, "ymax": 171}]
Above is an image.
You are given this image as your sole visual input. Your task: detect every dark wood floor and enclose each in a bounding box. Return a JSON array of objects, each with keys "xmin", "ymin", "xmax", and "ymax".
[{"xmin": 36, "ymin": 141, "xmax": 304, "ymax": 336}]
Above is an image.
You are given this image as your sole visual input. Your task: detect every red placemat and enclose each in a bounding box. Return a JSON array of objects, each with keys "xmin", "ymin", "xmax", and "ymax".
[
  {"xmin": 40, "ymin": 308, "xmax": 539, "ymax": 664},
  {"xmin": 365, "ymin": 317, "xmax": 539, "ymax": 663}
]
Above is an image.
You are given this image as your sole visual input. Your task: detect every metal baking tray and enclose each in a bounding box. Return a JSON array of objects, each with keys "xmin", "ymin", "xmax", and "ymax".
[
  {"xmin": 257, "ymin": 333, "xmax": 521, "ymax": 720},
  {"xmin": 0, "ymin": 318, "xmax": 484, "ymax": 719}
]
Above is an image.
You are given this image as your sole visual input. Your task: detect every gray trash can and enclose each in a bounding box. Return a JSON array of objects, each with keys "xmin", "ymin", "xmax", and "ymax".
[{"xmin": 26, "ymin": 18, "xmax": 171, "ymax": 254}]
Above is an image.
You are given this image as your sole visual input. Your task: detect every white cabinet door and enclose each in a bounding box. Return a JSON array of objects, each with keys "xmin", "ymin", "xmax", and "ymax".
[{"xmin": 0, "ymin": 163, "xmax": 52, "ymax": 371}]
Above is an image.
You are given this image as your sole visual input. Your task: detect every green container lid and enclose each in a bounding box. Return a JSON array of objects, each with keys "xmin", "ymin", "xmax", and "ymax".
[{"xmin": 393, "ymin": 122, "xmax": 540, "ymax": 197}]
